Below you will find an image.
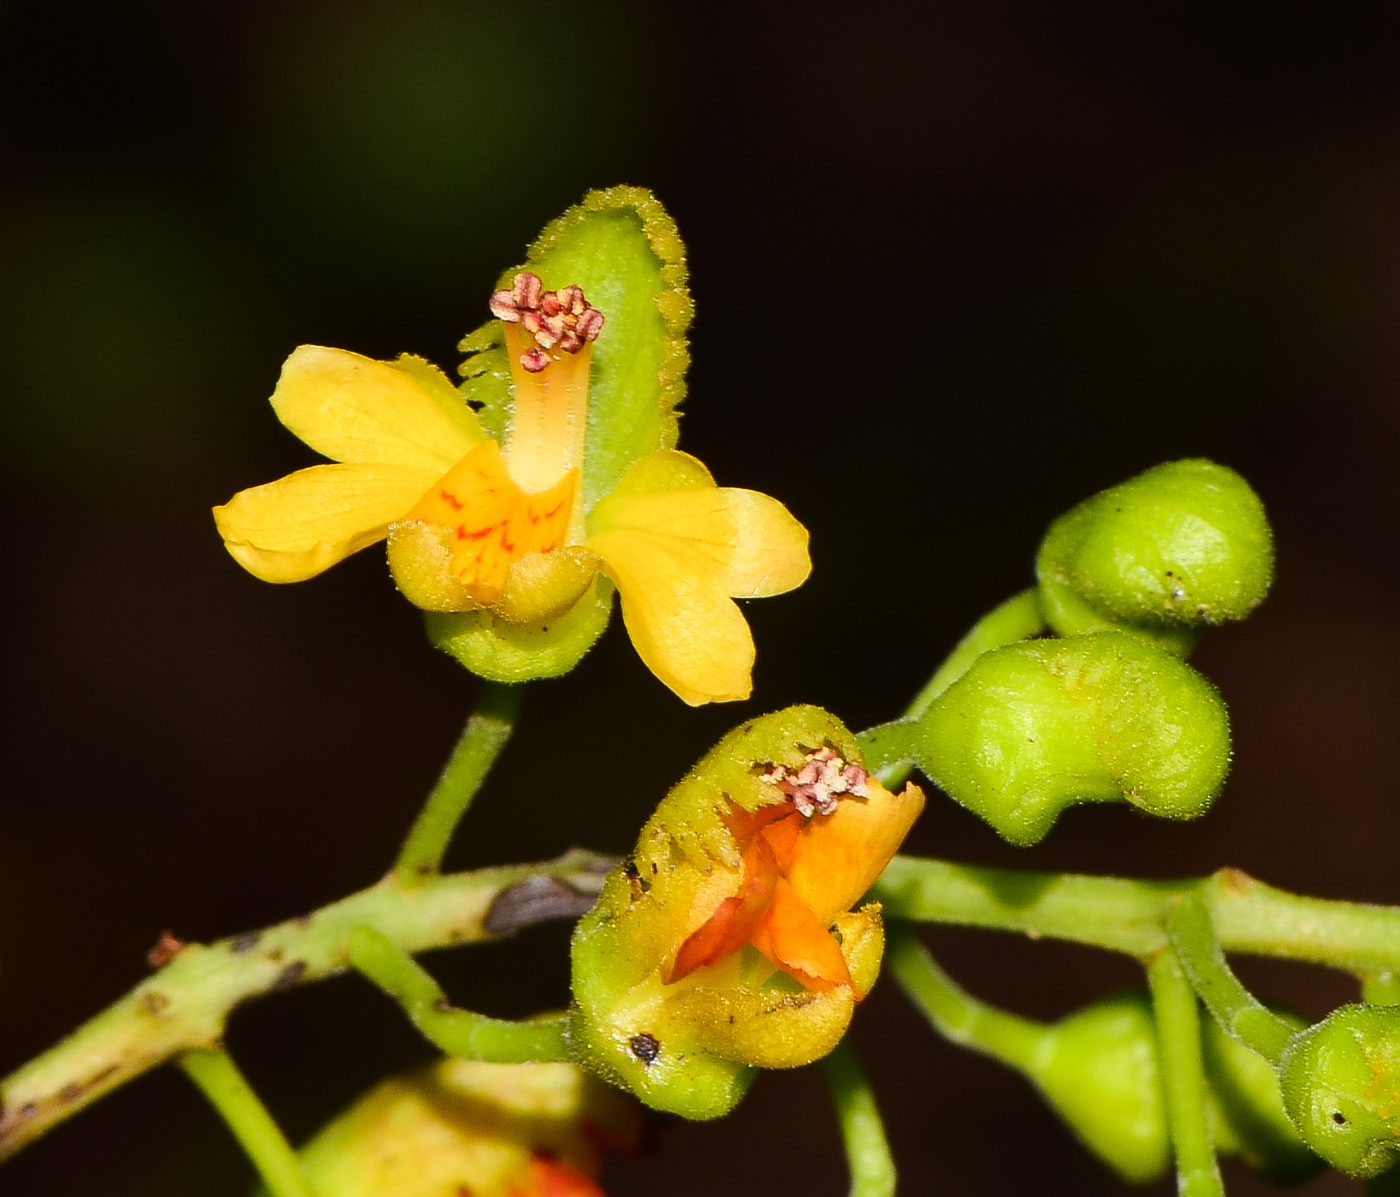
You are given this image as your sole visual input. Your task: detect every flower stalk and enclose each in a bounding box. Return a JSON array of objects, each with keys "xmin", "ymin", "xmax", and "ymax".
[
  {"xmin": 179, "ymin": 1047, "xmax": 313, "ymax": 1197},
  {"xmin": 393, "ymin": 682, "xmax": 523, "ymax": 885}
]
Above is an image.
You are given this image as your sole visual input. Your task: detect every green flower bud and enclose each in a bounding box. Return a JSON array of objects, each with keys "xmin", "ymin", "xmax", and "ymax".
[
  {"xmin": 1037, "ymin": 459, "xmax": 1274, "ymax": 653},
  {"xmin": 1026, "ymin": 991, "xmax": 1170, "ymax": 1184},
  {"xmin": 1278, "ymin": 1004, "xmax": 1400, "ymax": 1177},
  {"xmin": 903, "ymin": 631, "xmax": 1230, "ymax": 844},
  {"xmin": 569, "ymin": 706, "xmax": 923, "ymax": 1120},
  {"xmin": 1202, "ymin": 1003, "xmax": 1323, "ymax": 1184}
]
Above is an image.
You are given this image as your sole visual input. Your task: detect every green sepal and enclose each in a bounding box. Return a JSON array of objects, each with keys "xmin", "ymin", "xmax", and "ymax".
[
  {"xmin": 424, "ymin": 576, "xmax": 614, "ymax": 683},
  {"xmin": 456, "ymin": 323, "xmax": 512, "ymax": 441},
  {"xmin": 463, "ymin": 186, "xmax": 693, "ymax": 512},
  {"xmin": 1037, "ymin": 459, "xmax": 1274, "ymax": 653},
  {"xmin": 905, "ymin": 631, "xmax": 1230, "ymax": 845},
  {"xmin": 1278, "ymin": 1004, "xmax": 1400, "ymax": 1177},
  {"xmin": 568, "ymin": 706, "xmax": 871, "ymax": 1120},
  {"xmin": 1202, "ymin": 1003, "xmax": 1323, "ymax": 1184}
]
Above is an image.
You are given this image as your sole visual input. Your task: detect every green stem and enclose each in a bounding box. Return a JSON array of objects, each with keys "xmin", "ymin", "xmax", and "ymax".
[
  {"xmin": 873, "ymin": 857, "xmax": 1400, "ymax": 975},
  {"xmin": 821, "ymin": 1038, "xmax": 897, "ymax": 1197},
  {"xmin": 862, "ymin": 589, "xmax": 1045, "ymax": 787},
  {"xmin": 1148, "ymin": 949, "xmax": 1224, "ymax": 1197},
  {"xmin": 394, "ymin": 683, "xmax": 523, "ymax": 885},
  {"xmin": 1167, "ymin": 892, "xmax": 1295, "ymax": 1063},
  {"xmin": 179, "ymin": 1047, "xmax": 312, "ymax": 1197},
  {"xmin": 0, "ymin": 849, "xmax": 610, "ymax": 1161},
  {"xmin": 885, "ymin": 921, "xmax": 1047, "ymax": 1071},
  {"xmin": 347, "ymin": 926, "xmax": 568, "ymax": 1061}
]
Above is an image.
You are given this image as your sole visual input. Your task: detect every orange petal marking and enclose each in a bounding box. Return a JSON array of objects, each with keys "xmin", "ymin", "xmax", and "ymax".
[
  {"xmin": 405, "ymin": 439, "xmax": 576, "ymax": 604},
  {"xmin": 750, "ymin": 876, "xmax": 852, "ymax": 993},
  {"xmin": 669, "ymin": 836, "xmax": 778, "ymax": 982},
  {"xmin": 511, "ymin": 1156, "xmax": 606, "ymax": 1197}
]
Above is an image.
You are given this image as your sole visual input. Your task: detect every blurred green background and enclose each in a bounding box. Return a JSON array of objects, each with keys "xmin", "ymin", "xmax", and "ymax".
[{"xmin": 3, "ymin": 3, "xmax": 1399, "ymax": 1194}]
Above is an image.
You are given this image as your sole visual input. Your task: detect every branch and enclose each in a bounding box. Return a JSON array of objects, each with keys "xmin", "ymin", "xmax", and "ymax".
[
  {"xmin": 0, "ymin": 849, "xmax": 612, "ymax": 1160},
  {"xmin": 873, "ymin": 858, "xmax": 1400, "ymax": 974}
]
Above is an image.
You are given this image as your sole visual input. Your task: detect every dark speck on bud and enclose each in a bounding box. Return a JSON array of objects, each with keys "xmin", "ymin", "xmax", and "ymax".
[{"xmin": 628, "ymin": 1032, "xmax": 661, "ymax": 1066}]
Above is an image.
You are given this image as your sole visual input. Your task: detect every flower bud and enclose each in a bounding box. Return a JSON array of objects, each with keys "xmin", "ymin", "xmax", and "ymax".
[
  {"xmin": 279, "ymin": 1058, "xmax": 641, "ymax": 1197},
  {"xmin": 1037, "ymin": 459, "xmax": 1274, "ymax": 654},
  {"xmin": 569, "ymin": 706, "xmax": 923, "ymax": 1120},
  {"xmin": 1201, "ymin": 1003, "xmax": 1322, "ymax": 1184},
  {"xmin": 1026, "ymin": 991, "xmax": 1170, "ymax": 1184},
  {"xmin": 902, "ymin": 631, "xmax": 1230, "ymax": 844},
  {"xmin": 1024, "ymin": 992, "xmax": 1317, "ymax": 1185},
  {"xmin": 1278, "ymin": 1004, "xmax": 1400, "ymax": 1177}
]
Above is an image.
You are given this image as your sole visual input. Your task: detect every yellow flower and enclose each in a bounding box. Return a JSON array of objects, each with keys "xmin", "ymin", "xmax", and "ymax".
[{"xmin": 213, "ymin": 272, "xmax": 810, "ymax": 704}]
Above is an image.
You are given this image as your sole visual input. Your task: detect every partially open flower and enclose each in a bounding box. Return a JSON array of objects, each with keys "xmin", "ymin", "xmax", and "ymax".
[
  {"xmin": 212, "ymin": 189, "xmax": 810, "ymax": 703},
  {"xmin": 276, "ymin": 1058, "xmax": 641, "ymax": 1197},
  {"xmin": 569, "ymin": 706, "xmax": 924, "ymax": 1120}
]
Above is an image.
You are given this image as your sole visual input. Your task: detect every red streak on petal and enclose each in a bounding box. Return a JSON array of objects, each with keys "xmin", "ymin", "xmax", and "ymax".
[{"xmin": 669, "ymin": 836, "xmax": 778, "ymax": 982}]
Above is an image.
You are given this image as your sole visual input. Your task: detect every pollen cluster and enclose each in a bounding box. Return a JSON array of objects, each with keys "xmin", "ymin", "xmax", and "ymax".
[
  {"xmin": 762, "ymin": 747, "xmax": 869, "ymax": 817},
  {"xmin": 490, "ymin": 271, "xmax": 605, "ymax": 372}
]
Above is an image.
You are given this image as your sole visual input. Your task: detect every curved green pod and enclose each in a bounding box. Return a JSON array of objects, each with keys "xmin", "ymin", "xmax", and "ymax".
[
  {"xmin": 886, "ymin": 631, "xmax": 1230, "ymax": 845},
  {"xmin": 1278, "ymin": 1004, "xmax": 1400, "ymax": 1177},
  {"xmin": 1037, "ymin": 459, "xmax": 1274, "ymax": 654}
]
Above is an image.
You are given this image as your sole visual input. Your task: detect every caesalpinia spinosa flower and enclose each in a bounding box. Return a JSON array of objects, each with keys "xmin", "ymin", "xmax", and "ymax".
[
  {"xmin": 569, "ymin": 706, "xmax": 925, "ymax": 1120},
  {"xmin": 212, "ymin": 188, "xmax": 810, "ymax": 704},
  {"xmin": 288, "ymin": 1058, "xmax": 641, "ymax": 1197}
]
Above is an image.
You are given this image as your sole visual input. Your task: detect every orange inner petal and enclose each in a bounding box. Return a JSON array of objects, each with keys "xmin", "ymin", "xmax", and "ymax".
[
  {"xmin": 406, "ymin": 439, "xmax": 576, "ymax": 604},
  {"xmin": 669, "ymin": 835, "xmax": 779, "ymax": 983},
  {"xmin": 750, "ymin": 875, "xmax": 853, "ymax": 993}
]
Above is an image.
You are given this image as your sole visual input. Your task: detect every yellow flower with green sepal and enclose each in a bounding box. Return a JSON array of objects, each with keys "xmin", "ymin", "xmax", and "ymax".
[{"xmin": 213, "ymin": 188, "xmax": 810, "ymax": 704}]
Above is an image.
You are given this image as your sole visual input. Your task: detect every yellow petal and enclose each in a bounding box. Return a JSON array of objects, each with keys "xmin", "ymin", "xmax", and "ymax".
[
  {"xmin": 586, "ymin": 525, "xmax": 755, "ymax": 705},
  {"xmin": 214, "ymin": 462, "xmax": 440, "ymax": 583},
  {"xmin": 587, "ymin": 484, "xmax": 811, "ymax": 599},
  {"xmin": 271, "ymin": 346, "xmax": 484, "ymax": 471}
]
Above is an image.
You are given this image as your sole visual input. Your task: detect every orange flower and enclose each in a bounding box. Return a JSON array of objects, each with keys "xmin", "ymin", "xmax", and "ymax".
[
  {"xmin": 569, "ymin": 706, "xmax": 924, "ymax": 1120},
  {"xmin": 670, "ymin": 749, "xmax": 918, "ymax": 994}
]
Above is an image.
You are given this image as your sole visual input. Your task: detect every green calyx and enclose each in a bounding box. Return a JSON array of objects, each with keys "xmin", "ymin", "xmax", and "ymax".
[
  {"xmin": 891, "ymin": 630, "xmax": 1230, "ymax": 845},
  {"xmin": 425, "ymin": 576, "xmax": 615, "ymax": 682},
  {"xmin": 1278, "ymin": 1004, "xmax": 1400, "ymax": 1177},
  {"xmin": 1036, "ymin": 459, "xmax": 1274, "ymax": 653}
]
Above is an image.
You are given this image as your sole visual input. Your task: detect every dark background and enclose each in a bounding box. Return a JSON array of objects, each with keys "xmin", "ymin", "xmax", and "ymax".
[{"xmin": 3, "ymin": 3, "xmax": 1398, "ymax": 1194}]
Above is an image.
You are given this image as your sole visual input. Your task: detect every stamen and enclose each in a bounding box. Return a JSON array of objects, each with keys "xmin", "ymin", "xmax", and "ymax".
[
  {"xmin": 488, "ymin": 271, "xmax": 605, "ymax": 371},
  {"xmin": 761, "ymin": 747, "xmax": 869, "ymax": 818}
]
